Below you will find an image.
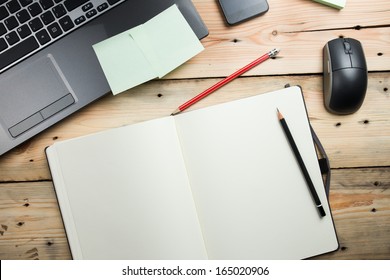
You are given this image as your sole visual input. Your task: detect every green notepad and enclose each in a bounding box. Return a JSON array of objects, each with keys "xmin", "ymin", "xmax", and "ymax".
[
  {"xmin": 313, "ymin": 0, "xmax": 346, "ymax": 9},
  {"xmin": 93, "ymin": 5, "xmax": 204, "ymax": 95}
]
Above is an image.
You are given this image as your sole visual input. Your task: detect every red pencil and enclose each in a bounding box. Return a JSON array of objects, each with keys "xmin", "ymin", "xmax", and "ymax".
[{"xmin": 171, "ymin": 48, "xmax": 280, "ymax": 115}]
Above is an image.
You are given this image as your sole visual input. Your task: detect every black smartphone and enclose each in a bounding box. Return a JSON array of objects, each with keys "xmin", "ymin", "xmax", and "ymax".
[{"xmin": 218, "ymin": 0, "xmax": 269, "ymax": 25}]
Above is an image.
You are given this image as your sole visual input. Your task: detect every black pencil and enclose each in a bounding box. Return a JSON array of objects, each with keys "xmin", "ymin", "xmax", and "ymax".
[{"xmin": 277, "ymin": 109, "xmax": 326, "ymax": 218}]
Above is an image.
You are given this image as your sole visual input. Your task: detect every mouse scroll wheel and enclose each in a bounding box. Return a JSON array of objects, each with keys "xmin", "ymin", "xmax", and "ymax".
[{"xmin": 343, "ymin": 42, "xmax": 352, "ymax": 54}]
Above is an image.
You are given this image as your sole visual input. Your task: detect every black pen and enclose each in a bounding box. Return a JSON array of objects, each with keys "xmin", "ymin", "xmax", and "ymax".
[{"xmin": 277, "ymin": 109, "xmax": 326, "ymax": 218}]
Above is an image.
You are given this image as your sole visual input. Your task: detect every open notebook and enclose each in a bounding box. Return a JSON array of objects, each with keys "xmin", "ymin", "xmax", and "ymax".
[{"xmin": 46, "ymin": 86, "xmax": 339, "ymax": 259}]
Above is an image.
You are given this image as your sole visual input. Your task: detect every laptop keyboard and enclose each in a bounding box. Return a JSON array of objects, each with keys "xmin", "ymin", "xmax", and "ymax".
[{"xmin": 0, "ymin": 0, "xmax": 125, "ymax": 72}]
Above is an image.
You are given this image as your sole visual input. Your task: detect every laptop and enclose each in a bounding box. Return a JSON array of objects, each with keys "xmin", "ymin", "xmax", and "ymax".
[{"xmin": 0, "ymin": 0, "xmax": 208, "ymax": 156}]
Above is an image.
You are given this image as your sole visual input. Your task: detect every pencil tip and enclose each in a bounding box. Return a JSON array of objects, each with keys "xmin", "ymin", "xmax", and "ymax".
[
  {"xmin": 277, "ymin": 108, "xmax": 283, "ymax": 120},
  {"xmin": 171, "ymin": 108, "xmax": 181, "ymax": 116}
]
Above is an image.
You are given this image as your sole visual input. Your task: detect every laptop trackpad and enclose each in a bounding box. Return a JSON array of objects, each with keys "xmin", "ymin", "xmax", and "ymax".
[{"xmin": 0, "ymin": 55, "xmax": 75, "ymax": 138}]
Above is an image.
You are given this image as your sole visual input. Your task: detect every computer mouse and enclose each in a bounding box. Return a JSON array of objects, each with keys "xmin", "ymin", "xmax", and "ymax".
[{"xmin": 323, "ymin": 38, "xmax": 368, "ymax": 114}]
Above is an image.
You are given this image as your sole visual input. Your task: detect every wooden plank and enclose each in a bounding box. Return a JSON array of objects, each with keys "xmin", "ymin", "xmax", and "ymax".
[
  {"xmin": 1, "ymin": 73, "xmax": 389, "ymax": 181},
  {"xmin": 194, "ymin": 0, "xmax": 390, "ymax": 32},
  {"xmin": 313, "ymin": 167, "xmax": 390, "ymax": 259},
  {"xmin": 0, "ymin": 182, "xmax": 71, "ymax": 260},
  {"xmin": 1, "ymin": 167, "xmax": 389, "ymax": 260},
  {"xmin": 173, "ymin": 27, "xmax": 390, "ymax": 78},
  {"xmin": 172, "ymin": 0, "xmax": 390, "ymax": 78}
]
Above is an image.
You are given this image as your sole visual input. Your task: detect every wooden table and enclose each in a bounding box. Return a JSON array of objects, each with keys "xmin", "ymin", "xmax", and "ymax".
[{"xmin": 0, "ymin": 0, "xmax": 389, "ymax": 260}]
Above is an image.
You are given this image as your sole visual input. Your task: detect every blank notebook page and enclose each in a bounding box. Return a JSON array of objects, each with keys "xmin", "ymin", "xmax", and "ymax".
[
  {"xmin": 174, "ymin": 87, "xmax": 339, "ymax": 259},
  {"xmin": 47, "ymin": 117, "xmax": 207, "ymax": 259}
]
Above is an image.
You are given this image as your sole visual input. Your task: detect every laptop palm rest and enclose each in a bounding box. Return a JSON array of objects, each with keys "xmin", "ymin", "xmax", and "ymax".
[{"xmin": 0, "ymin": 55, "xmax": 75, "ymax": 138}]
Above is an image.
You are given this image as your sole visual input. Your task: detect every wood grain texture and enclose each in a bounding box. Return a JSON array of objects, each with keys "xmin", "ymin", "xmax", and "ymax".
[
  {"xmin": 0, "ymin": 182, "xmax": 71, "ymax": 260},
  {"xmin": 0, "ymin": 0, "xmax": 389, "ymax": 260},
  {"xmin": 175, "ymin": 0, "xmax": 390, "ymax": 78},
  {"xmin": 313, "ymin": 168, "xmax": 390, "ymax": 259}
]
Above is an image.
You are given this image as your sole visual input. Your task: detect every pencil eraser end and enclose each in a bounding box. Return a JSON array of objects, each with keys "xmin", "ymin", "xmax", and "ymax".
[{"xmin": 312, "ymin": 0, "xmax": 346, "ymax": 10}]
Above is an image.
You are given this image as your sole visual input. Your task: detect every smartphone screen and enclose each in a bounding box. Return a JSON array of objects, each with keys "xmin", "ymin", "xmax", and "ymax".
[{"xmin": 218, "ymin": 0, "xmax": 269, "ymax": 25}]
